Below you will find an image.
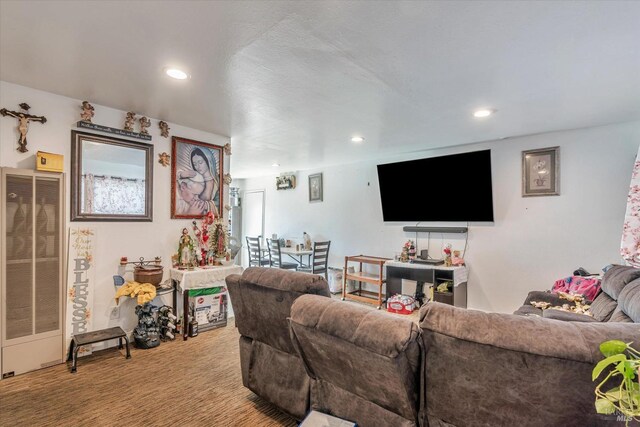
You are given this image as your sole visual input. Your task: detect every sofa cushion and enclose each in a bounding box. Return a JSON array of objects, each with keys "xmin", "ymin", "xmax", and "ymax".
[
  {"xmin": 542, "ymin": 310, "xmax": 599, "ymax": 322},
  {"xmin": 617, "ymin": 279, "xmax": 640, "ymax": 323},
  {"xmin": 607, "ymin": 307, "xmax": 633, "ymax": 323},
  {"xmin": 590, "ymin": 292, "xmax": 618, "ymax": 322},
  {"xmin": 600, "ymin": 265, "xmax": 640, "ymax": 300}
]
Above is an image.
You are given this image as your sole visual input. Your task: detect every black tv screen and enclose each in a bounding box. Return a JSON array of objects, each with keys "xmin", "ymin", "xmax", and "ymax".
[{"xmin": 377, "ymin": 150, "xmax": 494, "ymax": 222}]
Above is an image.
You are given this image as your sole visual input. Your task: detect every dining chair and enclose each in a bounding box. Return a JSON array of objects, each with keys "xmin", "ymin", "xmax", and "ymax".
[
  {"xmin": 298, "ymin": 240, "xmax": 331, "ymax": 280},
  {"xmin": 246, "ymin": 236, "xmax": 270, "ymax": 267},
  {"xmin": 267, "ymin": 238, "xmax": 298, "ymax": 270}
]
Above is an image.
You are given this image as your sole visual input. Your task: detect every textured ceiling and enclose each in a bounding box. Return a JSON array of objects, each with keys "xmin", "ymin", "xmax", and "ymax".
[{"xmin": 1, "ymin": 1, "xmax": 639, "ymax": 177}]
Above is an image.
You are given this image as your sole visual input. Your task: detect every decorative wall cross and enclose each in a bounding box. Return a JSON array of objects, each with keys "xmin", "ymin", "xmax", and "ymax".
[{"xmin": 0, "ymin": 102, "xmax": 47, "ymax": 153}]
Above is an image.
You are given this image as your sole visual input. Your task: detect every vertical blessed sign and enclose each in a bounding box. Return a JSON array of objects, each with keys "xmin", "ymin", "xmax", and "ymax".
[{"xmin": 65, "ymin": 228, "xmax": 96, "ymax": 358}]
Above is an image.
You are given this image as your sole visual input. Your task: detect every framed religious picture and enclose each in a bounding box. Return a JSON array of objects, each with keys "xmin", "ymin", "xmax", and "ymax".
[
  {"xmin": 522, "ymin": 146, "xmax": 559, "ymax": 197},
  {"xmin": 309, "ymin": 173, "xmax": 323, "ymax": 202},
  {"xmin": 171, "ymin": 136, "xmax": 224, "ymax": 218}
]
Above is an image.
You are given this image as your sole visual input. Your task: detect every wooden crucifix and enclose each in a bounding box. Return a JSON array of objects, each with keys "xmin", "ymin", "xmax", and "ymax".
[{"xmin": 0, "ymin": 103, "xmax": 47, "ymax": 153}]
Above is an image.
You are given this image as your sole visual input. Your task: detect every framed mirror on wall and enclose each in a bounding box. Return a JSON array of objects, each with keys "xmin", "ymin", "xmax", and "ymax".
[{"xmin": 70, "ymin": 131, "xmax": 153, "ymax": 221}]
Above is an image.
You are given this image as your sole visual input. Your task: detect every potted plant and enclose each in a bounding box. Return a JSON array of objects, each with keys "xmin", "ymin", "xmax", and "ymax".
[{"xmin": 592, "ymin": 340, "xmax": 640, "ymax": 424}]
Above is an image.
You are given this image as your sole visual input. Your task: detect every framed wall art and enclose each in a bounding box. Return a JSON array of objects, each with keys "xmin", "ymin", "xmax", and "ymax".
[
  {"xmin": 309, "ymin": 173, "xmax": 323, "ymax": 202},
  {"xmin": 522, "ymin": 146, "xmax": 559, "ymax": 197},
  {"xmin": 171, "ymin": 136, "xmax": 224, "ymax": 218}
]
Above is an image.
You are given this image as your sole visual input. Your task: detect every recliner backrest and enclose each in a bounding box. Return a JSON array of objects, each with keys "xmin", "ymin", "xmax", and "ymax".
[{"xmin": 228, "ymin": 267, "xmax": 330, "ymax": 354}]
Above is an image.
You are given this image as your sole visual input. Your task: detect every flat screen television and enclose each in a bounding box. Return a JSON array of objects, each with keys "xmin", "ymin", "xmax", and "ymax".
[{"xmin": 377, "ymin": 149, "xmax": 494, "ymax": 222}]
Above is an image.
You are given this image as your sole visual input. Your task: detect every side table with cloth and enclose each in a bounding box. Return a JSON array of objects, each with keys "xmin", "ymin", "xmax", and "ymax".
[{"xmin": 170, "ymin": 265, "xmax": 243, "ymax": 340}]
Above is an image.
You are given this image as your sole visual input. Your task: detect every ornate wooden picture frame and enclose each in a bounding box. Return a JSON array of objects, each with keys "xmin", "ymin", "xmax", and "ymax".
[{"xmin": 171, "ymin": 136, "xmax": 224, "ymax": 219}]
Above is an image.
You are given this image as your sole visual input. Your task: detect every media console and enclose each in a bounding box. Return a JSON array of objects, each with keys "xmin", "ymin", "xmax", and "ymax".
[{"xmin": 385, "ymin": 260, "xmax": 468, "ymax": 308}]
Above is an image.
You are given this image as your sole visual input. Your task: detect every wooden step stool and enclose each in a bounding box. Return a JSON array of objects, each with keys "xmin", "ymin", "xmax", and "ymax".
[{"xmin": 68, "ymin": 326, "xmax": 131, "ymax": 373}]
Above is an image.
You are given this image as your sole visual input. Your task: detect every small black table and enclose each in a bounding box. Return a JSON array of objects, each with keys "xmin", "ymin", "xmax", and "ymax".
[{"xmin": 68, "ymin": 326, "xmax": 131, "ymax": 373}]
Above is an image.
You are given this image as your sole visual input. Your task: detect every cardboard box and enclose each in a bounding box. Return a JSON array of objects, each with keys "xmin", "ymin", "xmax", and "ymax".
[
  {"xmin": 188, "ymin": 286, "xmax": 228, "ymax": 332},
  {"xmin": 36, "ymin": 151, "xmax": 63, "ymax": 173}
]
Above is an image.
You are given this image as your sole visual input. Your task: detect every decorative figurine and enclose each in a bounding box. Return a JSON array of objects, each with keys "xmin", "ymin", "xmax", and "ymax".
[
  {"xmin": 223, "ymin": 173, "xmax": 232, "ymax": 185},
  {"xmin": 80, "ymin": 101, "xmax": 95, "ymax": 123},
  {"xmin": 158, "ymin": 120, "xmax": 170, "ymax": 138},
  {"xmin": 124, "ymin": 112, "xmax": 136, "ymax": 131},
  {"xmin": 0, "ymin": 103, "xmax": 47, "ymax": 153},
  {"xmin": 452, "ymin": 250, "xmax": 465, "ymax": 266},
  {"xmin": 177, "ymin": 227, "xmax": 195, "ymax": 268},
  {"xmin": 158, "ymin": 152, "xmax": 171, "ymax": 167},
  {"xmin": 223, "ymin": 143, "xmax": 231, "ymax": 155},
  {"xmin": 303, "ymin": 232, "xmax": 312, "ymax": 251},
  {"xmin": 400, "ymin": 240, "xmax": 415, "ymax": 262},
  {"xmin": 443, "ymin": 244, "xmax": 453, "ymax": 267},
  {"xmin": 208, "ymin": 217, "xmax": 229, "ymax": 258},
  {"xmin": 139, "ymin": 116, "xmax": 151, "ymax": 135}
]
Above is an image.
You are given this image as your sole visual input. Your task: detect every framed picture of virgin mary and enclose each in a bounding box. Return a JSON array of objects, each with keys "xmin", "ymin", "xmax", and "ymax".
[{"xmin": 171, "ymin": 136, "xmax": 224, "ymax": 219}]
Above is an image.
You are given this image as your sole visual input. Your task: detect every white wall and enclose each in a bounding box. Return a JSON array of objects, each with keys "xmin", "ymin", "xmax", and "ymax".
[
  {"xmin": 239, "ymin": 121, "xmax": 640, "ymax": 313},
  {"xmin": 0, "ymin": 81, "xmax": 230, "ymax": 346}
]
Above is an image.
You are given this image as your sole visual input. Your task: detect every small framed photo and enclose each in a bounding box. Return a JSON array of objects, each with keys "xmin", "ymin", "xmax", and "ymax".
[
  {"xmin": 522, "ymin": 146, "xmax": 559, "ymax": 197},
  {"xmin": 309, "ymin": 173, "xmax": 323, "ymax": 202}
]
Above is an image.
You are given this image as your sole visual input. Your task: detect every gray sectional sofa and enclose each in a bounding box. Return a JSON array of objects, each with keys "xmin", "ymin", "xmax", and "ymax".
[
  {"xmin": 514, "ymin": 265, "xmax": 640, "ymax": 323},
  {"xmin": 227, "ymin": 266, "xmax": 640, "ymax": 426}
]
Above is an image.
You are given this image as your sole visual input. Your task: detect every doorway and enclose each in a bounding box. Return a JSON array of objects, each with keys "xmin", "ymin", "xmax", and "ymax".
[{"xmin": 241, "ymin": 189, "xmax": 265, "ymax": 267}]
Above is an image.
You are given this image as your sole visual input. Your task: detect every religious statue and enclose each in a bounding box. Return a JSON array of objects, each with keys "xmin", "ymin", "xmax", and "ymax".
[
  {"xmin": 223, "ymin": 143, "xmax": 231, "ymax": 155},
  {"xmin": 80, "ymin": 101, "xmax": 95, "ymax": 123},
  {"xmin": 177, "ymin": 228, "xmax": 194, "ymax": 268},
  {"xmin": 124, "ymin": 112, "xmax": 136, "ymax": 132},
  {"xmin": 158, "ymin": 120, "xmax": 170, "ymax": 138},
  {"xmin": 0, "ymin": 103, "xmax": 47, "ymax": 153},
  {"xmin": 139, "ymin": 116, "xmax": 151, "ymax": 135},
  {"xmin": 158, "ymin": 152, "xmax": 171, "ymax": 167}
]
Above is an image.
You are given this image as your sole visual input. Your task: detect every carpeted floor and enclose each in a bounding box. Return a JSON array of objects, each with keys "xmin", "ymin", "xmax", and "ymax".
[{"xmin": 0, "ymin": 319, "xmax": 297, "ymax": 427}]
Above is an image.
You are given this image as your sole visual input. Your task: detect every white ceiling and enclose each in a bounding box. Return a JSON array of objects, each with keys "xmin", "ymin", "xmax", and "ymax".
[{"xmin": 1, "ymin": 1, "xmax": 639, "ymax": 178}]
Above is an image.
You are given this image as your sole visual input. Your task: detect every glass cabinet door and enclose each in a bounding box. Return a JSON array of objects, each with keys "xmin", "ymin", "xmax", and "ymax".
[
  {"xmin": 5, "ymin": 174, "xmax": 34, "ymax": 340},
  {"xmin": 3, "ymin": 172, "xmax": 63, "ymax": 341}
]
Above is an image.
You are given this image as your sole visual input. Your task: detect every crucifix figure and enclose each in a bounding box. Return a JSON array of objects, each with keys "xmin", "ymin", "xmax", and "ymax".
[{"xmin": 0, "ymin": 103, "xmax": 47, "ymax": 153}]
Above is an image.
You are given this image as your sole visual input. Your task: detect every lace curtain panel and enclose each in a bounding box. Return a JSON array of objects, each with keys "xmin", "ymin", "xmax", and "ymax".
[
  {"xmin": 621, "ymin": 146, "xmax": 640, "ymax": 267},
  {"xmin": 82, "ymin": 174, "xmax": 145, "ymax": 215}
]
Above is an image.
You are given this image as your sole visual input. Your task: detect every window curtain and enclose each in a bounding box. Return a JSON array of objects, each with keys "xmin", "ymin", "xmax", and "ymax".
[
  {"xmin": 621, "ymin": 146, "xmax": 640, "ymax": 267},
  {"xmin": 82, "ymin": 174, "xmax": 145, "ymax": 215}
]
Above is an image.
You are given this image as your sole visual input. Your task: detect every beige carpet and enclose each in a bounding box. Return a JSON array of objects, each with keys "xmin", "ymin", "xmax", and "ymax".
[{"xmin": 0, "ymin": 319, "xmax": 296, "ymax": 427}]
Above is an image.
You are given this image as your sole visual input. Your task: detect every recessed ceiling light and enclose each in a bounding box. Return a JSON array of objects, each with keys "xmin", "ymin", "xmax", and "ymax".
[
  {"xmin": 165, "ymin": 68, "xmax": 189, "ymax": 80},
  {"xmin": 272, "ymin": 163, "xmax": 280, "ymax": 167},
  {"xmin": 473, "ymin": 109, "xmax": 494, "ymax": 118},
  {"xmin": 351, "ymin": 136, "xmax": 364, "ymax": 143}
]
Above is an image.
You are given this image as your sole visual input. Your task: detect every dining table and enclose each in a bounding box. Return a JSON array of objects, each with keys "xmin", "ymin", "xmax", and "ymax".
[{"xmin": 280, "ymin": 246, "xmax": 313, "ymax": 268}]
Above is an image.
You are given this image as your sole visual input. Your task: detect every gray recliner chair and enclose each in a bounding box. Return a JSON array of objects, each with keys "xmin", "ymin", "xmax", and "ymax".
[
  {"xmin": 226, "ymin": 267, "xmax": 330, "ymax": 419},
  {"xmin": 290, "ymin": 295, "xmax": 422, "ymax": 426}
]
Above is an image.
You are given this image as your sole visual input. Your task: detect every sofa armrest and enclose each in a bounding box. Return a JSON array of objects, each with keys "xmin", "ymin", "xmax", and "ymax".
[
  {"xmin": 419, "ymin": 302, "xmax": 639, "ymax": 363},
  {"xmin": 523, "ymin": 290, "xmax": 570, "ymax": 307}
]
